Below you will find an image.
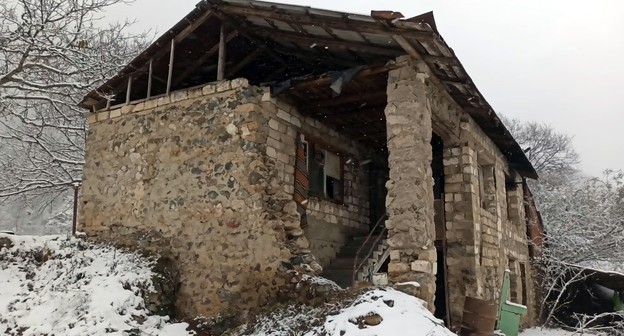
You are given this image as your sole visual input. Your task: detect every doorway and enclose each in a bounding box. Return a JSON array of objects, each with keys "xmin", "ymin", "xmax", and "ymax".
[{"xmin": 432, "ymin": 133, "xmax": 450, "ymax": 325}]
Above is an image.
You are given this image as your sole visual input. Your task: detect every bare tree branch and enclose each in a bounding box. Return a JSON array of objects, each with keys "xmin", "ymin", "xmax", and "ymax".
[{"xmin": 0, "ymin": 0, "xmax": 148, "ymax": 207}]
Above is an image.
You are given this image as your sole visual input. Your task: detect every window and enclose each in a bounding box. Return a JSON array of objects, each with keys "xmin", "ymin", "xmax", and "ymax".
[
  {"xmin": 520, "ymin": 263, "xmax": 528, "ymax": 306},
  {"xmin": 477, "ymin": 165, "xmax": 486, "ymax": 209},
  {"xmin": 477, "ymin": 163, "xmax": 496, "ymax": 212},
  {"xmin": 508, "ymin": 258, "xmax": 520, "ymax": 303},
  {"xmin": 505, "ymin": 175, "xmax": 516, "ymax": 221},
  {"xmin": 303, "ymin": 135, "xmax": 344, "ymax": 202}
]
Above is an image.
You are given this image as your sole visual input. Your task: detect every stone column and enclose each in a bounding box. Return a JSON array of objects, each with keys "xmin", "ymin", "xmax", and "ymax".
[
  {"xmin": 443, "ymin": 144, "xmax": 481, "ymax": 329},
  {"xmin": 385, "ymin": 56, "xmax": 436, "ymax": 307}
]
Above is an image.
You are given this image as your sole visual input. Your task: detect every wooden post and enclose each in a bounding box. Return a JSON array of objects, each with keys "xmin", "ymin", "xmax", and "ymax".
[
  {"xmin": 166, "ymin": 40, "xmax": 175, "ymax": 95},
  {"xmin": 217, "ymin": 24, "xmax": 226, "ymax": 81},
  {"xmin": 125, "ymin": 75, "xmax": 133, "ymax": 104},
  {"xmin": 147, "ymin": 59, "xmax": 153, "ymax": 99},
  {"xmin": 72, "ymin": 184, "xmax": 80, "ymax": 236}
]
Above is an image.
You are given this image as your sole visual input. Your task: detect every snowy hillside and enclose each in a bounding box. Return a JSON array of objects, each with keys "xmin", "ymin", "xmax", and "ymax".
[
  {"xmin": 0, "ymin": 234, "xmax": 192, "ymax": 336},
  {"xmin": 0, "ymin": 234, "xmax": 460, "ymax": 336},
  {"xmin": 2, "ymin": 233, "xmax": 578, "ymax": 336},
  {"xmin": 0, "ymin": 194, "xmax": 72, "ymax": 235}
]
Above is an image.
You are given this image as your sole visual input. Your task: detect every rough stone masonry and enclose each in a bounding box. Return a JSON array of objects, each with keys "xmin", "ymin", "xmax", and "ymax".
[
  {"xmin": 384, "ymin": 57, "xmax": 437, "ymax": 305},
  {"xmin": 81, "ymin": 57, "xmax": 538, "ymax": 327},
  {"xmin": 80, "ymin": 80, "xmax": 313, "ymax": 317},
  {"xmin": 383, "ymin": 56, "xmax": 537, "ymax": 329}
]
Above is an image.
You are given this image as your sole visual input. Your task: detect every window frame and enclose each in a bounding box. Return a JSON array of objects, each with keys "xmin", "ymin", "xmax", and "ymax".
[{"xmin": 300, "ymin": 134, "xmax": 346, "ymax": 203}]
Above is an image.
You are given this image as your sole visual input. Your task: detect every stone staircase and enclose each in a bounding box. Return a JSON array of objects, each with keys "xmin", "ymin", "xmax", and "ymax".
[{"xmin": 322, "ymin": 233, "xmax": 389, "ymax": 288}]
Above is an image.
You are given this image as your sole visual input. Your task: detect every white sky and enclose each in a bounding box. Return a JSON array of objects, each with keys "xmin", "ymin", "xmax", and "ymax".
[{"xmin": 106, "ymin": 0, "xmax": 624, "ymax": 176}]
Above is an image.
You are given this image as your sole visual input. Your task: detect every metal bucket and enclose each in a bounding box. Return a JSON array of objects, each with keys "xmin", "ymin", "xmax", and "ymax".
[{"xmin": 459, "ymin": 297, "xmax": 498, "ymax": 336}]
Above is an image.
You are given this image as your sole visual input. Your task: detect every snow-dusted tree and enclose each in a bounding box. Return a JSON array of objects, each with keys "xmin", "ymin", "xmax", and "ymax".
[
  {"xmin": 0, "ymin": 0, "xmax": 147, "ymax": 232},
  {"xmin": 535, "ymin": 170, "xmax": 624, "ymax": 266},
  {"xmin": 502, "ymin": 116, "xmax": 579, "ymax": 175},
  {"xmin": 504, "ymin": 116, "xmax": 624, "ymax": 328},
  {"xmin": 533, "ymin": 170, "xmax": 624, "ymax": 326}
]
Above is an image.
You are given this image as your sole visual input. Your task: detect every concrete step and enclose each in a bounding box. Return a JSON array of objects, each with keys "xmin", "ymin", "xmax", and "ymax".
[{"xmin": 325, "ymin": 232, "xmax": 389, "ymax": 288}]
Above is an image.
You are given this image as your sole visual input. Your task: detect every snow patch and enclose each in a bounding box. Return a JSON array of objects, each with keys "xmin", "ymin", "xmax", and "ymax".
[
  {"xmin": 308, "ymin": 288, "xmax": 455, "ymax": 336},
  {"xmin": 297, "ymin": 274, "xmax": 343, "ymax": 291},
  {"xmin": 0, "ymin": 234, "xmax": 193, "ymax": 336},
  {"xmin": 396, "ymin": 281, "xmax": 421, "ymax": 287}
]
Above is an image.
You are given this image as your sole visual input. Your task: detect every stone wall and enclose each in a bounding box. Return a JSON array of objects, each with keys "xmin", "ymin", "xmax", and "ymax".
[
  {"xmin": 384, "ymin": 56, "xmax": 437, "ymax": 304},
  {"xmin": 81, "ymin": 56, "xmax": 539, "ymax": 328},
  {"xmin": 442, "ymin": 145, "xmax": 483, "ymax": 324},
  {"xmin": 260, "ymin": 94, "xmax": 372, "ymax": 267},
  {"xmin": 80, "ymin": 79, "xmax": 309, "ymax": 318},
  {"xmin": 385, "ymin": 55, "xmax": 537, "ymax": 328},
  {"xmin": 439, "ymin": 110, "xmax": 537, "ymax": 329}
]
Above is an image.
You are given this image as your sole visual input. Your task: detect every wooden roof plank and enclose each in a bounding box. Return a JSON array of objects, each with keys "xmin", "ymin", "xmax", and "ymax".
[
  {"xmin": 253, "ymin": 28, "xmax": 403, "ymax": 57},
  {"xmin": 214, "ymin": 4, "xmax": 436, "ymax": 41}
]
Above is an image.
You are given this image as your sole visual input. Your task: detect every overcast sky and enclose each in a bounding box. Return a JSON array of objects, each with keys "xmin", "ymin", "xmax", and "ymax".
[{"xmin": 107, "ymin": 0, "xmax": 624, "ymax": 176}]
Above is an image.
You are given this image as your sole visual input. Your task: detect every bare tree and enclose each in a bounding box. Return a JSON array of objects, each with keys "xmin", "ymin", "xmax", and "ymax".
[
  {"xmin": 503, "ymin": 116, "xmax": 624, "ymax": 329},
  {"xmin": 533, "ymin": 170, "xmax": 624, "ymax": 327},
  {"xmin": 0, "ymin": 0, "xmax": 147, "ymax": 210},
  {"xmin": 535, "ymin": 170, "xmax": 624, "ymax": 265},
  {"xmin": 502, "ymin": 116, "xmax": 580, "ymax": 175}
]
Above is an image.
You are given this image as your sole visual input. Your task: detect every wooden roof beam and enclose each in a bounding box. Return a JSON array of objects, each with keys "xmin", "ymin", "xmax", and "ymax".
[
  {"xmin": 288, "ymin": 63, "xmax": 401, "ymax": 92},
  {"xmin": 423, "ymin": 54, "xmax": 460, "ymax": 65},
  {"xmin": 140, "ymin": 10, "xmax": 215, "ymax": 74},
  {"xmin": 83, "ymin": 10, "xmax": 215, "ymax": 108},
  {"xmin": 307, "ymin": 90, "xmax": 387, "ymax": 108},
  {"xmin": 253, "ymin": 29, "xmax": 403, "ymax": 57},
  {"xmin": 272, "ymin": 44, "xmax": 361, "ymax": 67},
  {"xmin": 171, "ymin": 30, "xmax": 238, "ymax": 87},
  {"xmin": 215, "ymin": 4, "xmax": 435, "ymax": 41},
  {"xmin": 392, "ymin": 35, "xmax": 423, "ymax": 61},
  {"xmin": 226, "ymin": 45, "xmax": 264, "ymax": 78}
]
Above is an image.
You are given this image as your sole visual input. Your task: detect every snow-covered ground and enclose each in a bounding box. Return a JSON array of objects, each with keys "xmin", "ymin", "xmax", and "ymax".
[
  {"xmin": 520, "ymin": 327, "xmax": 603, "ymax": 335},
  {"xmin": 0, "ymin": 234, "xmax": 192, "ymax": 336},
  {"xmin": 231, "ymin": 286, "xmax": 455, "ymax": 336},
  {"xmin": 3, "ymin": 233, "xmax": 593, "ymax": 336},
  {"xmin": 311, "ymin": 288, "xmax": 454, "ymax": 336}
]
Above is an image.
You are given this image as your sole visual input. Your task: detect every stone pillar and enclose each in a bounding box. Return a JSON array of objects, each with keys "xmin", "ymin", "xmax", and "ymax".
[
  {"xmin": 443, "ymin": 144, "xmax": 481, "ymax": 329},
  {"xmin": 385, "ymin": 56, "xmax": 436, "ymax": 307}
]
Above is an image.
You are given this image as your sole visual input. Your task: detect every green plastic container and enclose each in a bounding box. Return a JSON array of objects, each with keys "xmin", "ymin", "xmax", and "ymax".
[{"xmin": 497, "ymin": 270, "xmax": 527, "ymax": 336}]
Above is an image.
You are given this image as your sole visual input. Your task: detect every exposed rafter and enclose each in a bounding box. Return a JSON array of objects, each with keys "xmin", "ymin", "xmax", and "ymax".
[
  {"xmin": 139, "ymin": 10, "xmax": 216, "ymax": 77},
  {"xmin": 307, "ymin": 90, "xmax": 387, "ymax": 108},
  {"xmin": 287, "ymin": 63, "xmax": 401, "ymax": 93},
  {"xmin": 227, "ymin": 46, "xmax": 264, "ymax": 78},
  {"xmin": 171, "ymin": 30, "xmax": 238, "ymax": 87},
  {"xmin": 253, "ymin": 29, "xmax": 403, "ymax": 57}
]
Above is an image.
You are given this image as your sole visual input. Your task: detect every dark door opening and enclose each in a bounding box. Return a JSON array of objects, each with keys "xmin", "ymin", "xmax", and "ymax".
[
  {"xmin": 369, "ymin": 154, "xmax": 389, "ymax": 233},
  {"xmin": 434, "ymin": 246, "xmax": 448, "ymax": 324},
  {"xmin": 432, "ymin": 133, "xmax": 450, "ymax": 325}
]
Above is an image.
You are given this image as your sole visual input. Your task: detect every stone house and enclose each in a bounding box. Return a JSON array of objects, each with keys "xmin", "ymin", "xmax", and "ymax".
[{"xmin": 79, "ymin": 0, "xmax": 541, "ymax": 330}]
